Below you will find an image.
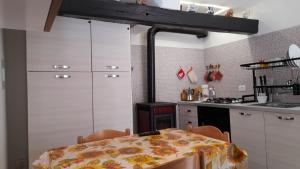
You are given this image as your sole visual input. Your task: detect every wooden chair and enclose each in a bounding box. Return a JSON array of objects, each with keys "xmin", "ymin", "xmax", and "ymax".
[
  {"xmin": 187, "ymin": 125, "xmax": 230, "ymax": 142},
  {"xmin": 77, "ymin": 128, "xmax": 130, "ymax": 144}
]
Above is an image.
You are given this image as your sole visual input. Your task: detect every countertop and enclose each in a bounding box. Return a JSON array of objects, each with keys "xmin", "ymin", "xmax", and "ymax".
[{"xmin": 178, "ymin": 101, "xmax": 300, "ymax": 114}]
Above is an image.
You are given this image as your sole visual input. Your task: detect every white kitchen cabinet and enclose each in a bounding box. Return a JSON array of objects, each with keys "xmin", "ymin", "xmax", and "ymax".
[
  {"xmin": 265, "ymin": 112, "xmax": 300, "ymax": 169},
  {"xmin": 28, "ymin": 72, "xmax": 93, "ymax": 166},
  {"xmin": 27, "ymin": 16, "xmax": 91, "ymax": 71},
  {"xmin": 91, "ymin": 21, "xmax": 131, "ymax": 72},
  {"xmin": 93, "ymin": 72, "xmax": 133, "ymax": 131},
  {"xmin": 178, "ymin": 105, "xmax": 198, "ymax": 129},
  {"xmin": 230, "ymin": 109, "xmax": 267, "ymax": 169}
]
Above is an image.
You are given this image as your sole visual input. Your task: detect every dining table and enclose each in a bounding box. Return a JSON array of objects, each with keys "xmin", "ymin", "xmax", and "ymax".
[{"xmin": 33, "ymin": 129, "xmax": 248, "ymax": 169}]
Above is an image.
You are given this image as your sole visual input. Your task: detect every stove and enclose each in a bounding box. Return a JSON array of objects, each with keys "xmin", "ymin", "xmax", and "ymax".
[{"xmin": 204, "ymin": 98, "xmax": 243, "ymax": 104}]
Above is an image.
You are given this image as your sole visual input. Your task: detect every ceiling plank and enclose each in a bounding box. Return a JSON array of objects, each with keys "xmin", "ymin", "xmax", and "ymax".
[
  {"xmin": 44, "ymin": 0, "xmax": 63, "ymax": 32},
  {"xmin": 59, "ymin": 0, "xmax": 259, "ymax": 34}
]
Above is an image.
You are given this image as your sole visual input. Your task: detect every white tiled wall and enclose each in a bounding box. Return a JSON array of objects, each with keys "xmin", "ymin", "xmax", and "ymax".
[{"xmin": 205, "ymin": 25, "xmax": 300, "ymax": 101}]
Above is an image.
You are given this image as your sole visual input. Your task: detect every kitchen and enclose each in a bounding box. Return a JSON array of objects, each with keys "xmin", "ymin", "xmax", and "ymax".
[{"xmin": 0, "ymin": 0, "xmax": 300, "ymax": 169}]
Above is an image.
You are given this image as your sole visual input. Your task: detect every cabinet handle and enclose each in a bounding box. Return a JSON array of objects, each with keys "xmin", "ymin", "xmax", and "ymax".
[
  {"xmin": 278, "ymin": 116, "xmax": 295, "ymax": 121},
  {"xmin": 240, "ymin": 112, "xmax": 252, "ymax": 116},
  {"xmin": 55, "ymin": 75, "xmax": 71, "ymax": 79},
  {"xmin": 105, "ymin": 65, "xmax": 119, "ymax": 70},
  {"xmin": 53, "ymin": 65, "xmax": 70, "ymax": 70},
  {"xmin": 105, "ymin": 74, "xmax": 119, "ymax": 78}
]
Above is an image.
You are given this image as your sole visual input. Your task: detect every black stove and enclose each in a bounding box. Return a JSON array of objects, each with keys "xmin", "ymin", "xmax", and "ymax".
[{"xmin": 205, "ymin": 98, "xmax": 243, "ymax": 104}]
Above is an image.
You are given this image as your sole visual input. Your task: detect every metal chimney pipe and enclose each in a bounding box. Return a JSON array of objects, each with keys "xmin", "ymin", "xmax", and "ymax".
[{"xmin": 147, "ymin": 25, "xmax": 208, "ymax": 103}]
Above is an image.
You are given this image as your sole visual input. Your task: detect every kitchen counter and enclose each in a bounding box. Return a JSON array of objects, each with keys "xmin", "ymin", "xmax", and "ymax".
[{"xmin": 178, "ymin": 101, "xmax": 300, "ymax": 114}]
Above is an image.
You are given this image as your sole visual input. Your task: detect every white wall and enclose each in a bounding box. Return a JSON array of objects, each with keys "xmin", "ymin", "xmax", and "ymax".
[
  {"xmin": 203, "ymin": 0, "xmax": 300, "ymax": 48},
  {"xmin": 0, "ymin": 29, "xmax": 6, "ymax": 169},
  {"xmin": 0, "ymin": 0, "xmax": 3, "ymax": 28},
  {"xmin": 132, "ymin": 0, "xmax": 300, "ymax": 49}
]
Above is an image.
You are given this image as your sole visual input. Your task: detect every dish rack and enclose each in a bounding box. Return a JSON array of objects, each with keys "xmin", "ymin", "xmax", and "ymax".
[{"xmin": 240, "ymin": 57, "xmax": 300, "ymax": 102}]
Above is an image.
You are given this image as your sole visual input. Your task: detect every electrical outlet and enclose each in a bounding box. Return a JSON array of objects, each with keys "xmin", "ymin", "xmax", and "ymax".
[{"xmin": 238, "ymin": 85, "xmax": 246, "ymax": 92}]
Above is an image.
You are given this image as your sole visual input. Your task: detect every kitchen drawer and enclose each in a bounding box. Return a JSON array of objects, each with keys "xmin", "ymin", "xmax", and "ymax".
[
  {"xmin": 179, "ymin": 115, "xmax": 198, "ymax": 130},
  {"xmin": 27, "ymin": 17, "xmax": 91, "ymax": 71},
  {"xmin": 179, "ymin": 105, "xmax": 197, "ymax": 117}
]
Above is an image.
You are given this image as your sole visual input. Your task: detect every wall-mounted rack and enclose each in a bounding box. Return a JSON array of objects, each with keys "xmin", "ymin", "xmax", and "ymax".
[
  {"xmin": 240, "ymin": 57, "xmax": 300, "ymax": 70},
  {"xmin": 240, "ymin": 57, "xmax": 300, "ymax": 101},
  {"xmin": 255, "ymin": 85, "xmax": 293, "ymax": 89}
]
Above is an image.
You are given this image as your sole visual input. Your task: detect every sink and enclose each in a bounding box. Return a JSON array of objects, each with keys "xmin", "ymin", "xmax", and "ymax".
[{"xmin": 251, "ymin": 102, "xmax": 300, "ymax": 108}]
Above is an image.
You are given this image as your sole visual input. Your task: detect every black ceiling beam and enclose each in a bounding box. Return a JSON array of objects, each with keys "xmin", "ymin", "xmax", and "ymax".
[{"xmin": 59, "ymin": 0, "xmax": 259, "ymax": 35}]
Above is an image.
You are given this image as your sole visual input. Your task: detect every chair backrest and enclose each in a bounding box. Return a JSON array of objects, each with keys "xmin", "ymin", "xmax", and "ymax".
[
  {"xmin": 187, "ymin": 125, "xmax": 230, "ymax": 142},
  {"xmin": 77, "ymin": 128, "xmax": 130, "ymax": 144}
]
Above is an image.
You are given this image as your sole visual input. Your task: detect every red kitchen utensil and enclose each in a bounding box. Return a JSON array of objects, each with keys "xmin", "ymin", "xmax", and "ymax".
[
  {"xmin": 215, "ymin": 64, "xmax": 223, "ymax": 81},
  {"xmin": 177, "ymin": 67, "xmax": 185, "ymax": 80},
  {"xmin": 204, "ymin": 71, "xmax": 209, "ymax": 83}
]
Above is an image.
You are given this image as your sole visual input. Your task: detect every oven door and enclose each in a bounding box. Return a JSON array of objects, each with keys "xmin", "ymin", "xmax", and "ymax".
[{"xmin": 153, "ymin": 113, "xmax": 175, "ymax": 130}]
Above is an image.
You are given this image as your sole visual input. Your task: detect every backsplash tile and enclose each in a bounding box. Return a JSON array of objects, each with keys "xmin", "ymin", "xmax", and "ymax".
[{"xmin": 204, "ymin": 25, "xmax": 300, "ymax": 101}]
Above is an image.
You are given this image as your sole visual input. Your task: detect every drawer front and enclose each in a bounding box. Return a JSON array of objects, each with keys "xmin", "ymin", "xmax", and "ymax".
[
  {"xmin": 179, "ymin": 115, "xmax": 198, "ymax": 130},
  {"xmin": 179, "ymin": 105, "xmax": 197, "ymax": 117}
]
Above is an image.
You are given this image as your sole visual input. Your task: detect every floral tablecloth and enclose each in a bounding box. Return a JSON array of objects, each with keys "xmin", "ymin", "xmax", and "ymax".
[{"xmin": 33, "ymin": 129, "xmax": 247, "ymax": 169}]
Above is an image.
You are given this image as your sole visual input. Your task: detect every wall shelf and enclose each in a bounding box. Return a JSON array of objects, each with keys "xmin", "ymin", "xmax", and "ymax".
[
  {"xmin": 255, "ymin": 85, "xmax": 293, "ymax": 89},
  {"xmin": 240, "ymin": 57, "xmax": 300, "ymax": 102},
  {"xmin": 240, "ymin": 57, "xmax": 300, "ymax": 70}
]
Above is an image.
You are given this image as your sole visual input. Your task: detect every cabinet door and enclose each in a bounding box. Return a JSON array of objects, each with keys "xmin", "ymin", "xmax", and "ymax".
[
  {"xmin": 230, "ymin": 109, "xmax": 267, "ymax": 169},
  {"xmin": 265, "ymin": 112, "xmax": 300, "ymax": 169},
  {"xmin": 27, "ymin": 16, "xmax": 91, "ymax": 71},
  {"xmin": 93, "ymin": 72, "xmax": 133, "ymax": 131},
  {"xmin": 28, "ymin": 72, "xmax": 93, "ymax": 166},
  {"xmin": 91, "ymin": 21, "xmax": 131, "ymax": 72}
]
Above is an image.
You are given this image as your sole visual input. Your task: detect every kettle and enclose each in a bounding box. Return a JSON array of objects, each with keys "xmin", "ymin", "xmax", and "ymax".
[
  {"xmin": 208, "ymin": 87, "xmax": 216, "ymax": 100},
  {"xmin": 187, "ymin": 88, "xmax": 194, "ymax": 101}
]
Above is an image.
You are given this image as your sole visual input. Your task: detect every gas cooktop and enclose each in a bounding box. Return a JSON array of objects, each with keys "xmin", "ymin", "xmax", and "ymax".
[{"xmin": 204, "ymin": 98, "xmax": 243, "ymax": 104}]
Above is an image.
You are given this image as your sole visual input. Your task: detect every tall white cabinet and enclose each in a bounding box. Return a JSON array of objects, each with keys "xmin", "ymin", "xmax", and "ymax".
[
  {"xmin": 91, "ymin": 21, "xmax": 133, "ymax": 131},
  {"xmin": 27, "ymin": 17, "xmax": 133, "ymax": 167}
]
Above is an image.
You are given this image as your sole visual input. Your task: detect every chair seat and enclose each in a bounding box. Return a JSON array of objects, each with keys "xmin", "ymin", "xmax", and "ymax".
[
  {"xmin": 187, "ymin": 125, "xmax": 230, "ymax": 142},
  {"xmin": 77, "ymin": 128, "xmax": 130, "ymax": 144}
]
